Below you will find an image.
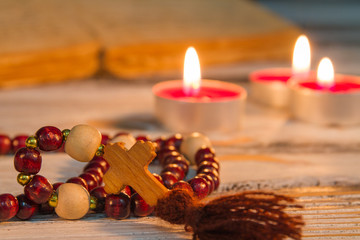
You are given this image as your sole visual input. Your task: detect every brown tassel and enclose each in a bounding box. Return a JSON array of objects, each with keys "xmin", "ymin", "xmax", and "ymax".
[{"xmin": 156, "ymin": 189, "xmax": 304, "ymax": 240}]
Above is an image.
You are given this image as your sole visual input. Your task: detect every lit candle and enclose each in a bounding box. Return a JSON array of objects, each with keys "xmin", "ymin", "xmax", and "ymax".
[
  {"xmin": 289, "ymin": 57, "xmax": 360, "ymax": 125},
  {"xmin": 249, "ymin": 35, "xmax": 311, "ymax": 108},
  {"xmin": 153, "ymin": 47, "xmax": 247, "ymax": 133}
]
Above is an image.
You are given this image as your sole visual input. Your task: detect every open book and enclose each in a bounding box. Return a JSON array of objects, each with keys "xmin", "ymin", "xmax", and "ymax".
[{"xmin": 0, "ymin": 0, "xmax": 300, "ymax": 87}]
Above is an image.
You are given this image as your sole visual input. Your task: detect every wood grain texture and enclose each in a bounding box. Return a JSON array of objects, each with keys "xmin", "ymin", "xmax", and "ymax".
[{"xmin": 103, "ymin": 141, "xmax": 168, "ymax": 206}]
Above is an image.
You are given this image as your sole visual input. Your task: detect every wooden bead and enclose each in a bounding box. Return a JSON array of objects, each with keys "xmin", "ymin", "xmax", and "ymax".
[
  {"xmin": 180, "ymin": 132, "xmax": 212, "ymax": 165},
  {"xmin": 55, "ymin": 183, "xmax": 90, "ymax": 220},
  {"xmin": 64, "ymin": 124, "xmax": 102, "ymax": 162},
  {"xmin": 110, "ymin": 134, "xmax": 136, "ymax": 150}
]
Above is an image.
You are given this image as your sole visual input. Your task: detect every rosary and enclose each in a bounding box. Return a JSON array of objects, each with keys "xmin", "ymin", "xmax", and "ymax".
[{"xmin": 0, "ymin": 124, "xmax": 304, "ymax": 240}]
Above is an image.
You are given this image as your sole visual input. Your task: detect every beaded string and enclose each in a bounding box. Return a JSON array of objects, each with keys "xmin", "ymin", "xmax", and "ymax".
[{"xmin": 0, "ymin": 125, "xmax": 219, "ymax": 221}]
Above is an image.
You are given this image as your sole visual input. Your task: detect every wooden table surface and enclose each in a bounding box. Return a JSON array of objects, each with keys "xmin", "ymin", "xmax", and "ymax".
[{"xmin": 1, "ymin": 1, "xmax": 360, "ymax": 239}]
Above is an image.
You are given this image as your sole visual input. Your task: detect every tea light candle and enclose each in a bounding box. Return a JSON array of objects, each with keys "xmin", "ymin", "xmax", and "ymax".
[
  {"xmin": 249, "ymin": 35, "xmax": 311, "ymax": 108},
  {"xmin": 153, "ymin": 47, "xmax": 247, "ymax": 133},
  {"xmin": 289, "ymin": 57, "xmax": 360, "ymax": 125}
]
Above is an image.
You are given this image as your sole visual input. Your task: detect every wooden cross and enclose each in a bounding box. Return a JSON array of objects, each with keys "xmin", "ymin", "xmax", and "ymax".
[{"xmin": 103, "ymin": 141, "xmax": 169, "ymax": 206}]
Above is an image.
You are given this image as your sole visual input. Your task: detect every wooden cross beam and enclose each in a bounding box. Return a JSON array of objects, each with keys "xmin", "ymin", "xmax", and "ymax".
[{"xmin": 103, "ymin": 141, "xmax": 169, "ymax": 206}]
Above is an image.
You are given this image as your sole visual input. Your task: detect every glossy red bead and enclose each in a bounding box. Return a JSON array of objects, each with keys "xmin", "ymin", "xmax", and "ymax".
[
  {"xmin": 167, "ymin": 156, "xmax": 189, "ymax": 174},
  {"xmin": 210, "ymin": 175, "xmax": 220, "ymax": 191},
  {"xmin": 101, "ymin": 134, "xmax": 110, "ymax": 145},
  {"xmin": 38, "ymin": 202, "xmax": 54, "ymax": 214},
  {"xmin": 105, "ymin": 193, "xmax": 131, "ymax": 219},
  {"xmin": 135, "ymin": 135, "xmax": 150, "ymax": 141},
  {"xmin": 195, "ymin": 147, "xmax": 215, "ymax": 166},
  {"xmin": 24, "ymin": 175, "xmax": 53, "ymax": 204},
  {"xmin": 66, "ymin": 177, "xmax": 88, "ymax": 190},
  {"xmin": 188, "ymin": 177, "xmax": 209, "ymax": 200},
  {"xmin": 121, "ymin": 186, "xmax": 132, "ymax": 197},
  {"xmin": 14, "ymin": 147, "xmax": 42, "ymax": 174},
  {"xmin": 197, "ymin": 174, "xmax": 215, "ymax": 194},
  {"xmin": 162, "ymin": 164, "xmax": 185, "ymax": 180},
  {"xmin": 131, "ymin": 193, "xmax": 154, "ymax": 217},
  {"xmin": 152, "ymin": 173, "xmax": 164, "ymax": 185},
  {"xmin": 89, "ymin": 156, "xmax": 110, "ymax": 173},
  {"xmin": 171, "ymin": 180, "xmax": 193, "ymax": 193},
  {"xmin": 16, "ymin": 194, "xmax": 38, "ymax": 220},
  {"xmin": 161, "ymin": 151, "xmax": 181, "ymax": 167},
  {"xmin": 90, "ymin": 186, "xmax": 108, "ymax": 213},
  {"xmin": 165, "ymin": 134, "xmax": 183, "ymax": 151},
  {"xmin": 198, "ymin": 154, "xmax": 219, "ymax": 165},
  {"xmin": 157, "ymin": 145, "xmax": 177, "ymax": 164},
  {"xmin": 197, "ymin": 161, "xmax": 220, "ymax": 174},
  {"xmin": 52, "ymin": 182, "xmax": 64, "ymax": 191},
  {"xmin": 35, "ymin": 126, "xmax": 63, "ymax": 151},
  {"xmin": 0, "ymin": 194, "xmax": 19, "ymax": 221},
  {"xmin": 79, "ymin": 172, "xmax": 98, "ymax": 192},
  {"xmin": 85, "ymin": 168, "xmax": 103, "ymax": 184},
  {"xmin": 12, "ymin": 135, "xmax": 28, "ymax": 153},
  {"xmin": 0, "ymin": 134, "xmax": 11, "ymax": 154},
  {"xmin": 153, "ymin": 136, "xmax": 166, "ymax": 153},
  {"xmin": 160, "ymin": 171, "xmax": 178, "ymax": 189}
]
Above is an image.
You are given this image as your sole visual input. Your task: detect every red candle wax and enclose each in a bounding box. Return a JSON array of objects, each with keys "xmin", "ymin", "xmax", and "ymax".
[
  {"xmin": 298, "ymin": 75, "xmax": 360, "ymax": 93},
  {"xmin": 250, "ymin": 68, "xmax": 293, "ymax": 83},
  {"xmin": 154, "ymin": 80, "xmax": 243, "ymax": 102}
]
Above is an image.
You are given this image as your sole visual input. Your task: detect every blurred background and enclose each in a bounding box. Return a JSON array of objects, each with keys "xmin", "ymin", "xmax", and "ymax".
[{"xmin": 1, "ymin": 0, "xmax": 358, "ymax": 88}]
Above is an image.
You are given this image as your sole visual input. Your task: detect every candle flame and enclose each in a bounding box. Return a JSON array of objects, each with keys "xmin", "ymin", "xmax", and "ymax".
[
  {"xmin": 317, "ymin": 57, "xmax": 334, "ymax": 87},
  {"xmin": 183, "ymin": 47, "xmax": 201, "ymax": 96},
  {"xmin": 292, "ymin": 35, "xmax": 311, "ymax": 75}
]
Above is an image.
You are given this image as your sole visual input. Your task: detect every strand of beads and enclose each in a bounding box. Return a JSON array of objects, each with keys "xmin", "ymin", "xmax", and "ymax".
[{"xmin": 0, "ymin": 126, "xmax": 220, "ymax": 222}]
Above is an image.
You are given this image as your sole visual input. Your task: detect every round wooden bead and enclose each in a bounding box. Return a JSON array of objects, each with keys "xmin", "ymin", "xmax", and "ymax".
[
  {"xmin": 55, "ymin": 183, "xmax": 90, "ymax": 220},
  {"xmin": 110, "ymin": 134, "xmax": 136, "ymax": 150},
  {"xmin": 180, "ymin": 132, "xmax": 212, "ymax": 165},
  {"xmin": 64, "ymin": 124, "xmax": 102, "ymax": 162}
]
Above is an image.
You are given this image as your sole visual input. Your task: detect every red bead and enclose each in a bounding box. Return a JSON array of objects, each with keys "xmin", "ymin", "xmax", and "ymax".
[
  {"xmin": 0, "ymin": 135, "xmax": 11, "ymax": 154},
  {"xmin": 38, "ymin": 202, "xmax": 54, "ymax": 215},
  {"xmin": 197, "ymin": 161, "xmax": 220, "ymax": 174},
  {"xmin": 16, "ymin": 194, "xmax": 38, "ymax": 220},
  {"xmin": 85, "ymin": 168, "xmax": 103, "ymax": 184},
  {"xmin": 153, "ymin": 136, "xmax": 166, "ymax": 153},
  {"xmin": 89, "ymin": 156, "xmax": 110, "ymax": 173},
  {"xmin": 167, "ymin": 156, "xmax": 189, "ymax": 175},
  {"xmin": 66, "ymin": 177, "xmax": 88, "ymax": 190},
  {"xmin": 160, "ymin": 171, "xmax": 178, "ymax": 189},
  {"xmin": 24, "ymin": 175, "xmax": 53, "ymax": 204},
  {"xmin": 52, "ymin": 182, "xmax": 64, "ymax": 191},
  {"xmin": 101, "ymin": 134, "xmax": 110, "ymax": 145},
  {"xmin": 157, "ymin": 146, "xmax": 177, "ymax": 164},
  {"xmin": 197, "ymin": 174, "xmax": 215, "ymax": 194},
  {"xmin": 210, "ymin": 175, "xmax": 220, "ymax": 191},
  {"xmin": 135, "ymin": 135, "xmax": 150, "ymax": 141},
  {"xmin": 0, "ymin": 194, "xmax": 19, "ymax": 221},
  {"xmin": 83, "ymin": 162, "xmax": 105, "ymax": 175},
  {"xmin": 162, "ymin": 164, "xmax": 185, "ymax": 180},
  {"xmin": 79, "ymin": 173, "xmax": 98, "ymax": 192},
  {"xmin": 188, "ymin": 177, "xmax": 209, "ymax": 199},
  {"xmin": 161, "ymin": 151, "xmax": 181, "ymax": 167},
  {"xmin": 105, "ymin": 193, "xmax": 131, "ymax": 219},
  {"xmin": 121, "ymin": 186, "xmax": 132, "ymax": 197},
  {"xmin": 131, "ymin": 193, "xmax": 154, "ymax": 217},
  {"xmin": 152, "ymin": 173, "xmax": 164, "ymax": 185},
  {"xmin": 195, "ymin": 147, "xmax": 215, "ymax": 166},
  {"xmin": 12, "ymin": 135, "xmax": 28, "ymax": 153},
  {"xmin": 90, "ymin": 187, "xmax": 108, "ymax": 213},
  {"xmin": 171, "ymin": 180, "xmax": 193, "ymax": 193},
  {"xmin": 201, "ymin": 168, "xmax": 219, "ymax": 179},
  {"xmin": 14, "ymin": 147, "xmax": 42, "ymax": 174},
  {"xmin": 35, "ymin": 126, "xmax": 63, "ymax": 151},
  {"xmin": 198, "ymin": 154, "xmax": 219, "ymax": 165},
  {"xmin": 165, "ymin": 134, "xmax": 183, "ymax": 151}
]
